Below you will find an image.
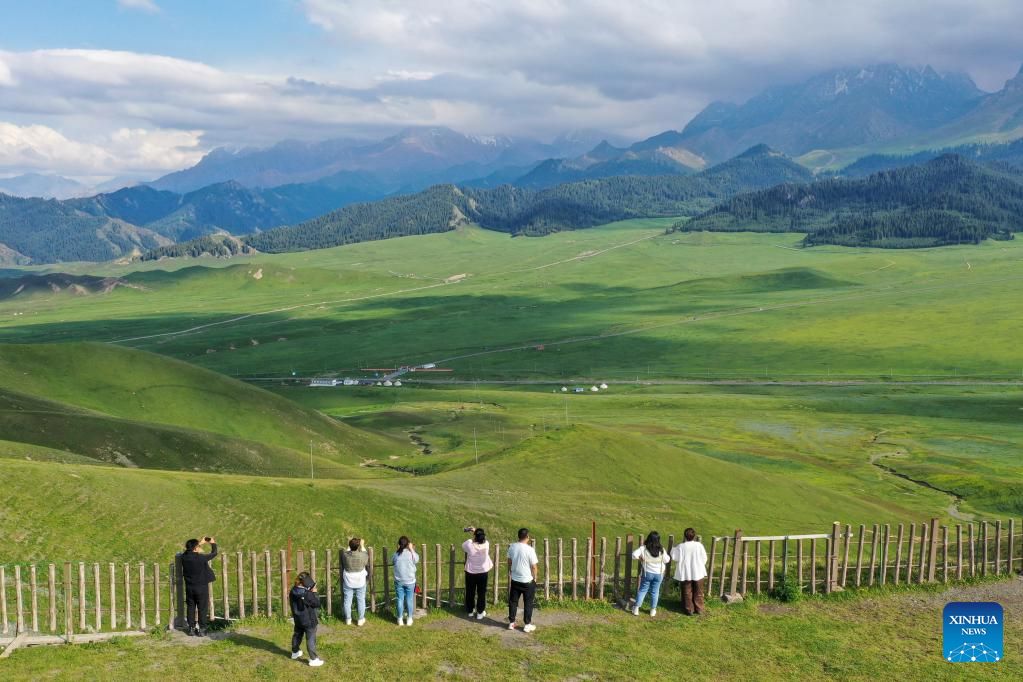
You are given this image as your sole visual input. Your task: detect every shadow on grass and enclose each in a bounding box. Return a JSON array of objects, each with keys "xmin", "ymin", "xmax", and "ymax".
[{"xmin": 224, "ymin": 632, "xmax": 293, "ymax": 657}]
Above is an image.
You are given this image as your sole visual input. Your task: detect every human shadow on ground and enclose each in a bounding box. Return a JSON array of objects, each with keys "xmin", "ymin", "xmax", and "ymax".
[{"xmin": 222, "ymin": 632, "xmax": 293, "ymax": 657}]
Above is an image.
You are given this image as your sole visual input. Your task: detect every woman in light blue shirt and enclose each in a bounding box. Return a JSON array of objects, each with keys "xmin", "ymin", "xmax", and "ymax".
[{"xmin": 392, "ymin": 536, "xmax": 419, "ymax": 626}]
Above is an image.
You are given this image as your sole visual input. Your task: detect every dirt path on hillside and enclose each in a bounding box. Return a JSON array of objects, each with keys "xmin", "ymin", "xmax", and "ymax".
[{"xmin": 868, "ymin": 432, "xmax": 974, "ymax": 522}]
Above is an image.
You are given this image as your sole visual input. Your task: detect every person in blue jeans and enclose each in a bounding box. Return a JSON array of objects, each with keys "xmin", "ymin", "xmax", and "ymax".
[
  {"xmin": 632, "ymin": 531, "xmax": 670, "ymax": 617},
  {"xmin": 341, "ymin": 537, "xmax": 369, "ymax": 626},
  {"xmin": 392, "ymin": 536, "xmax": 419, "ymax": 625}
]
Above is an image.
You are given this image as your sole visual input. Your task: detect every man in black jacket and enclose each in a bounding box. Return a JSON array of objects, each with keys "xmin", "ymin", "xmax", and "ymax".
[
  {"xmin": 181, "ymin": 536, "xmax": 217, "ymax": 636},
  {"xmin": 289, "ymin": 572, "xmax": 324, "ymax": 667}
]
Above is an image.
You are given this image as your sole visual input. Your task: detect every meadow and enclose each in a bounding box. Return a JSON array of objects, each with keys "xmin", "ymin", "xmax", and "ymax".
[{"xmin": 0, "ymin": 221, "xmax": 1020, "ymax": 565}]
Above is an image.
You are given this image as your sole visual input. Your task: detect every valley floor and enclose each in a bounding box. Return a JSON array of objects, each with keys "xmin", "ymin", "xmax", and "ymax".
[{"xmin": 3, "ymin": 577, "xmax": 1020, "ymax": 680}]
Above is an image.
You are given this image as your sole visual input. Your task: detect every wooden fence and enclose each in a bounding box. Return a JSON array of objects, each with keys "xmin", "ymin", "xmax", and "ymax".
[{"xmin": 2, "ymin": 518, "xmax": 1020, "ymax": 641}]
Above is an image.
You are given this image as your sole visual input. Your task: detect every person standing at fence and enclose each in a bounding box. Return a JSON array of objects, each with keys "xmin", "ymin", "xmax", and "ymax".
[
  {"xmin": 289, "ymin": 571, "xmax": 324, "ymax": 667},
  {"xmin": 670, "ymin": 527, "xmax": 708, "ymax": 615},
  {"xmin": 632, "ymin": 531, "xmax": 670, "ymax": 617},
  {"xmin": 392, "ymin": 536, "xmax": 419, "ymax": 626},
  {"xmin": 507, "ymin": 528, "xmax": 539, "ymax": 633},
  {"xmin": 181, "ymin": 536, "xmax": 217, "ymax": 636},
  {"xmin": 341, "ymin": 537, "xmax": 369, "ymax": 626},
  {"xmin": 462, "ymin": 526, "xmax": 494, "ymax": 620}
]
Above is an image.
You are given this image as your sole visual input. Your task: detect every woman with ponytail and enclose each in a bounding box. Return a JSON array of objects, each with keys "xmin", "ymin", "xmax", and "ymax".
[{"xmin": 391, "ymin": 536, "xmax": 419, "ymax": 625}]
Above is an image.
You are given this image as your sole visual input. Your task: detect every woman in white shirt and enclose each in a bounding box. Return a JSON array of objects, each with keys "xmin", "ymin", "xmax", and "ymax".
[
  {"xmin": 632, "ymin": 531, "xmax": 670, "ymax": 617},
  {"xmin": 462, "ymin": 526, "xmax": 494, "ymax": 619},
  {"xmin": 670, "ymin": 527, "xmax": 708, "ymax": 615}
]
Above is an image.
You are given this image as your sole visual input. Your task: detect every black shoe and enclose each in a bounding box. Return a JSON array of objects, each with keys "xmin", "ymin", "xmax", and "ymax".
[
  {"xmin": 187, "ymin": 627, "xmax": 197, "ymax": 636},
  {"xmin": 197, "ymin": 628, "xmax": 208, "ymax": 637}
]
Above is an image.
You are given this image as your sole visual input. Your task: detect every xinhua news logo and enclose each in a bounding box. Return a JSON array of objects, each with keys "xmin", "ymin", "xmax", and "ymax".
[{"xmin": 943, "ymin": 602, "xmax": 1003, "ymax": 662}]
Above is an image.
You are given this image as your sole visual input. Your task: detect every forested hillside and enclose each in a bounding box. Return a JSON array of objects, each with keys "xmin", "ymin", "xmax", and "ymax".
[
  {"xmin": 152, "ymin": 145, "xmax": 811, "ymax": 257},
  {"xmin": 686, "ymin": 155, "xmax": 1023, "ymax": 247}
]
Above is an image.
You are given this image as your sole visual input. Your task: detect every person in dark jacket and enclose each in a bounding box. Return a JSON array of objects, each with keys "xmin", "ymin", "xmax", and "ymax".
[
  {"xmin": 289, "ymin": 572, "xmax": 324, "ymax": 667},
  {"xmin": 180, "ymin": 536, "xmax": 217, "ymax": 636}
]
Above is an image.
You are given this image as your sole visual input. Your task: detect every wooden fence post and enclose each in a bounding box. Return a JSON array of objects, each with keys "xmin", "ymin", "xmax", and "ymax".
[
  {"xmin": 780, "ymin": 536, "xmax": 787, "ymax": 580},
  {"xmin": 768, "ymin": 540, "xmax": 776, "ymax": 590},
  {"xmin": 492, "ymin": 543, "xmax": 500, "ymax": 606},
  {"xmin": 63, "ymin": 562, "xmax": 73, "ymax": 640},
  {"xmin": 323, "ymin": 548, "xmax": 331, "ymax": 618},
  {"xmin": 543, "ymin": 539, "xmax": 551, "ymax": 600},
  {"xmin": 981, "ymin": 522, "xmax": 988, "ymax": 577},
  {"xmin": 585, "ymin": 537, "xmax": 593, "ymax": 600},
  {"xmin": 741, "ymin": 542, "xmax": 749, "ymax": 595},
  {"xmin": 124, "ymin": 563, "xmax": 132, "ymax": 630},
  {"xmin": 420, "ymin": 544, "xmax": 428, "ymax": 611},
  {"xmin": 220, "ymin": 555, "xmax": 228, "ymax": 620},
  {"xmin": 168, "ymin": 561, "xmax": 176, "ymax": 629},
  {"xmin": 279, "ymin": 550, "xmax": 288, "ymax": 617},
  {"xmin": 928, "ymin": 518, "xmax": 940, "ymax": 582},
  {"xmin": 624, "ymin": 535, "xmax": 634, "ymax": 604},
  {"xmin": 717, "ymin": 537, "xmax": 729, "ymax": 597},
  {"xmin": 556, "ymin": 539, "xmax": 564, "ymax": 600},
  {"xmin": 724, "ymin": 530, "xmax": 744, "ymax": 602},
  {"xmin": 139, "ymin": 563, "xmax": 147, "ymax": 630},
  {"xmin": 968, "ymin": 524, "xmax": 976, "ymax": 578},
  {"xmin": 366, "ymin": 546, "xmax": 376, "ymax": 613},
  {"xmin": 612, "ymin": 537, "xmax": 622, "ymax": 602},
  {"xmin": 0, "ymin": 566, "xmax": 7, "ymax": 636},
  {"xmin": 796, "ymin": 539, "xmax": 804, "ymax": 592},
  {"xmin": 868, "ymin": 524, "xmax": 878, "ymax": 586},
  {"xmin": 880, "ymin": 524, "xmax": 891, "ymax": 585},
  {"xmin": 1009, "ymin": 518, "xmax": 1016, "ymax": 575},
  {"xmin": 995, "ymin": 520, "xmax": 1002, "ymax": 575},
  {"xmin": 917, "ymin": 523, "xmax": 929, "ymax": 585},
  {"xmin": 941, "ymin": 526, "xmax": 949, "ymax": 584},
  {"xmin": 571, "ymin": 538, "xmax": 579, "ymax": 600},
  {"xmin": 14, "ymin": 566, "xmax": 24, "ymax": 635},
  {"xmin": 250, "ymin": 552, "xmax": 258, "ymax": 617},
  {"xmin": 434, "ymin": 544, "xmax": 442, "ymax": 609},
  {"xmin": 854, "ymin": 525, "xmax": 865, "ymax": 587},
  {"xmin": 28, "ymin": 565, "xmax": 38, "ymax": 634},
  {"xmin": 264, "ymin": 550, "xmax": 272, "ymax": 617},
  {"xmin": 109, "ymin": 563, "xmax": 117, "ymax": 630},
  {"xmin": 841, "ymin": 524, "xmax": 852, "ymax": 588},
  {"xmin": 79, "ymin": 563, "xmax": 88, "ymax": 631},
  {"xmin": 48, "ymin": 564, "xmax": 58, "ymax": 632},
  {"xmin": 154, "ymin": 563, "xmax": 161, "ymax": 627},
  {"xmin": 598, "ymin": 537, "xmax": 607, "ymax": 600},
  {"xmin": 894, "ymin": 524, "xmax": 906, "ymax": 585},
  {"xmin": 236, "ymin": 552, "xmax": 246, "ymax": 620}
]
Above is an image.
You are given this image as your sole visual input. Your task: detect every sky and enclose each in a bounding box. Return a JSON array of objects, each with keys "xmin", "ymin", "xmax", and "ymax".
[{"xmin": 0, "ymin": 0, "xmax": 1021, "ymax": 181}]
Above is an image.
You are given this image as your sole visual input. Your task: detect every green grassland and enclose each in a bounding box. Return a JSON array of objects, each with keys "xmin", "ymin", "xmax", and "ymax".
[
  {"xmin": 0, "ymin": 221, "xmax": 1020, "ymax": 566},
  {"xmin": 3, "ymin": 579, "xmax": 1021, "ymax": 680}
]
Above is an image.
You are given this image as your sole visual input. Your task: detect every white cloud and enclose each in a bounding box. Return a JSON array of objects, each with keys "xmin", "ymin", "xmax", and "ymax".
[
  {"xmin": 0, "ymin": 121, "xmax": 203, "ymax": 177},
  {"xmin": 117, "ymin": 0, "xmax": 161, "ymax": 13}
]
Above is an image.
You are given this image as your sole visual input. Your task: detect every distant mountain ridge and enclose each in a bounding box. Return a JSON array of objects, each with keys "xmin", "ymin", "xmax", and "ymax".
[{"xmin": 145, "ymin": 145, "xmax": 813, "ymax": 258}]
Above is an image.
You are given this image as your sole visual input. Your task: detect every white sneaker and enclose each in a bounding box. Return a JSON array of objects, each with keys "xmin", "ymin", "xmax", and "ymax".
[
  {"xmin": 650, "ymin": 609, "xmax": 657, "ymax": 617},
  {"xmin": 469, "ymin": 610, "xmax": 477, "ymax": 618},
  {"xmin": 406, "ymin": 619, "xmax": 413, "ymax": 626},
  {"xmin": 508, "ymin": 622, "xmax": 516, "ymax": 630},
  {"xmin": 476, "ymin": 611, "xmax": 486, "ymax": 620},
  {"xmin": 308, "ymin": 658, "xmax": 324, "ymax": 667},
  {"xmin": 357, "ymin": 618, "xmax": 366, "ymax": 627},
  {"xmin": 397, "ymin": 619, "xmax": 405, "ymax": 626},
  {"xmin": 291, "ymin": 650, "xmax": 303, "ymax": 660},
  {"xmin": 523, "ymin": 624, "xmax": 536, "ymax": 633},
  {"xmin": 632, "ymin": 606, "xmax": 639, "ymax": 616},
  {"xmin": 345, "ymin": 619, "xmax": 352, "ymax": 625}
]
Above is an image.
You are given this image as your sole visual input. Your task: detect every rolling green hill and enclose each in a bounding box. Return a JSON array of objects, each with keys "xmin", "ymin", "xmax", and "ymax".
[{"xmin": 0, "ymin": 343, "xmax": 400, "ymax": 476}]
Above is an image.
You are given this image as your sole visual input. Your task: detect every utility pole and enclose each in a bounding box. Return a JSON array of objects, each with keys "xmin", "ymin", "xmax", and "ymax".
[
  {"xmin": 473, "ymin": 428, "xmax": 479, "ymax": 465},
  {"xmin": 565, "ymin": 396, "xmax": 569, "ymax": 423},
  {"xmin": 309, "ymin": 441, "xmax": 314, "ymax": 481}
]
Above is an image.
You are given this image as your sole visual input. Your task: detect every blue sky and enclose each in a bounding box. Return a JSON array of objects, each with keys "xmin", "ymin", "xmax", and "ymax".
[{"xmin": 1, "ymin": 1, "xmax": 1021, "ymax": 181}]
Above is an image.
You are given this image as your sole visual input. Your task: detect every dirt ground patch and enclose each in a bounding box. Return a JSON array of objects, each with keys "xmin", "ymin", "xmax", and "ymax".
[{"xmin": 423, "ymin": 609, "xmax": 598, "ymax": 650}]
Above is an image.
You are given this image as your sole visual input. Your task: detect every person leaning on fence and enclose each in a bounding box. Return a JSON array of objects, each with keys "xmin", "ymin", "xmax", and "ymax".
[
  {"xmin": 462, "ymin": 526, "xmax": 494, "ymax": 620},
  {"xmin": 670, "ymin": 527, "xmax": 708, "ymax": 615},
  {"xmin": 341, "ymin": 537, "xmax": 369, "ymax": 626},
  {"xmin": 392, "ymin": 536, "xmax": 420, "ymax": 626},
  {"xmin": 506, "ymin": 527, "xmax": 539, "ymax": 633},
  {"xmin": 289, "ymin": 572, "xmax": 324, "ymax": 667},
  {"xmin": 180, "ymin": 536, "xmax": 217, "ymax": 636},
  {"xmin": 632, "ymin": 531, "xmax": 670, "ymax": 617}
]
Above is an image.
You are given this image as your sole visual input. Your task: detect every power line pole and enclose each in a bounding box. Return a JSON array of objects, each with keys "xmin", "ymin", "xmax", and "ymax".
[
  {"xmin": 309, "ymin": 441, "xmax": 314, "ymax": 481},
  {"xmin": 473, "ymin": 428, "xmax": 479, "ymax": 465}
]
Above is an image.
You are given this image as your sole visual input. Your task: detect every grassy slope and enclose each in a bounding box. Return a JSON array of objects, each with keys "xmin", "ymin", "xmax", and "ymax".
[
  {"xmin": 3, "ymin": 579, "xmax": 1020, "ymax": 680},
  {"xmin": 0, "ymin": 342, "xmax": 402, "ymax": 476}
]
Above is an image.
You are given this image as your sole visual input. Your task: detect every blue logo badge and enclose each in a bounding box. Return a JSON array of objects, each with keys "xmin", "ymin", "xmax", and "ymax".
[{"xmin": 943, "ymin": 602, "xmax": 1003, "ymax": 662}]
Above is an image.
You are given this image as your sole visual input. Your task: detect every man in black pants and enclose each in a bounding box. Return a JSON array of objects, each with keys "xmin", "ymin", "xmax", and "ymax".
[
  {"xmin": 289, "ymin": 572, "xmax": 324, "ymax": 667},
  {"xmin": 506, "ymin": 527, "xmax": 539, "ymax": 632},
  {"xmin": 181, "ymin": 536, "xmax": 217, "ymax": 636}
]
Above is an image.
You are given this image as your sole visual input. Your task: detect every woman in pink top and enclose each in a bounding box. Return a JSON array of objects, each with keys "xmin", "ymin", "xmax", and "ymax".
[{"xmin": 462, "ymin": 526, "xmax": 494, "ymax": 619}]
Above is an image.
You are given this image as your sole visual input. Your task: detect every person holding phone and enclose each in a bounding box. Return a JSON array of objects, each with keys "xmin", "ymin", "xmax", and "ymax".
[
  {"xmin": 392, "ymin": 536, "xmax": 419, "ymax": 626},
  {"xmin": 341, "ymin": 536, "xmax": 369, "ymax": 626},
  {"xmin": 289, "ymin": 572, "xmax": 324, "ymax": 667},
  {"xmin": 180, "ymin": 535, "xmax": 217, "ymax": 636},
  {"xmin": 632, "ymin": 531, "xmax": 670, "ymax": 617},
  {"xmin": 462, "ymin": 526, "xmax": 494, "ymax": 619}
]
